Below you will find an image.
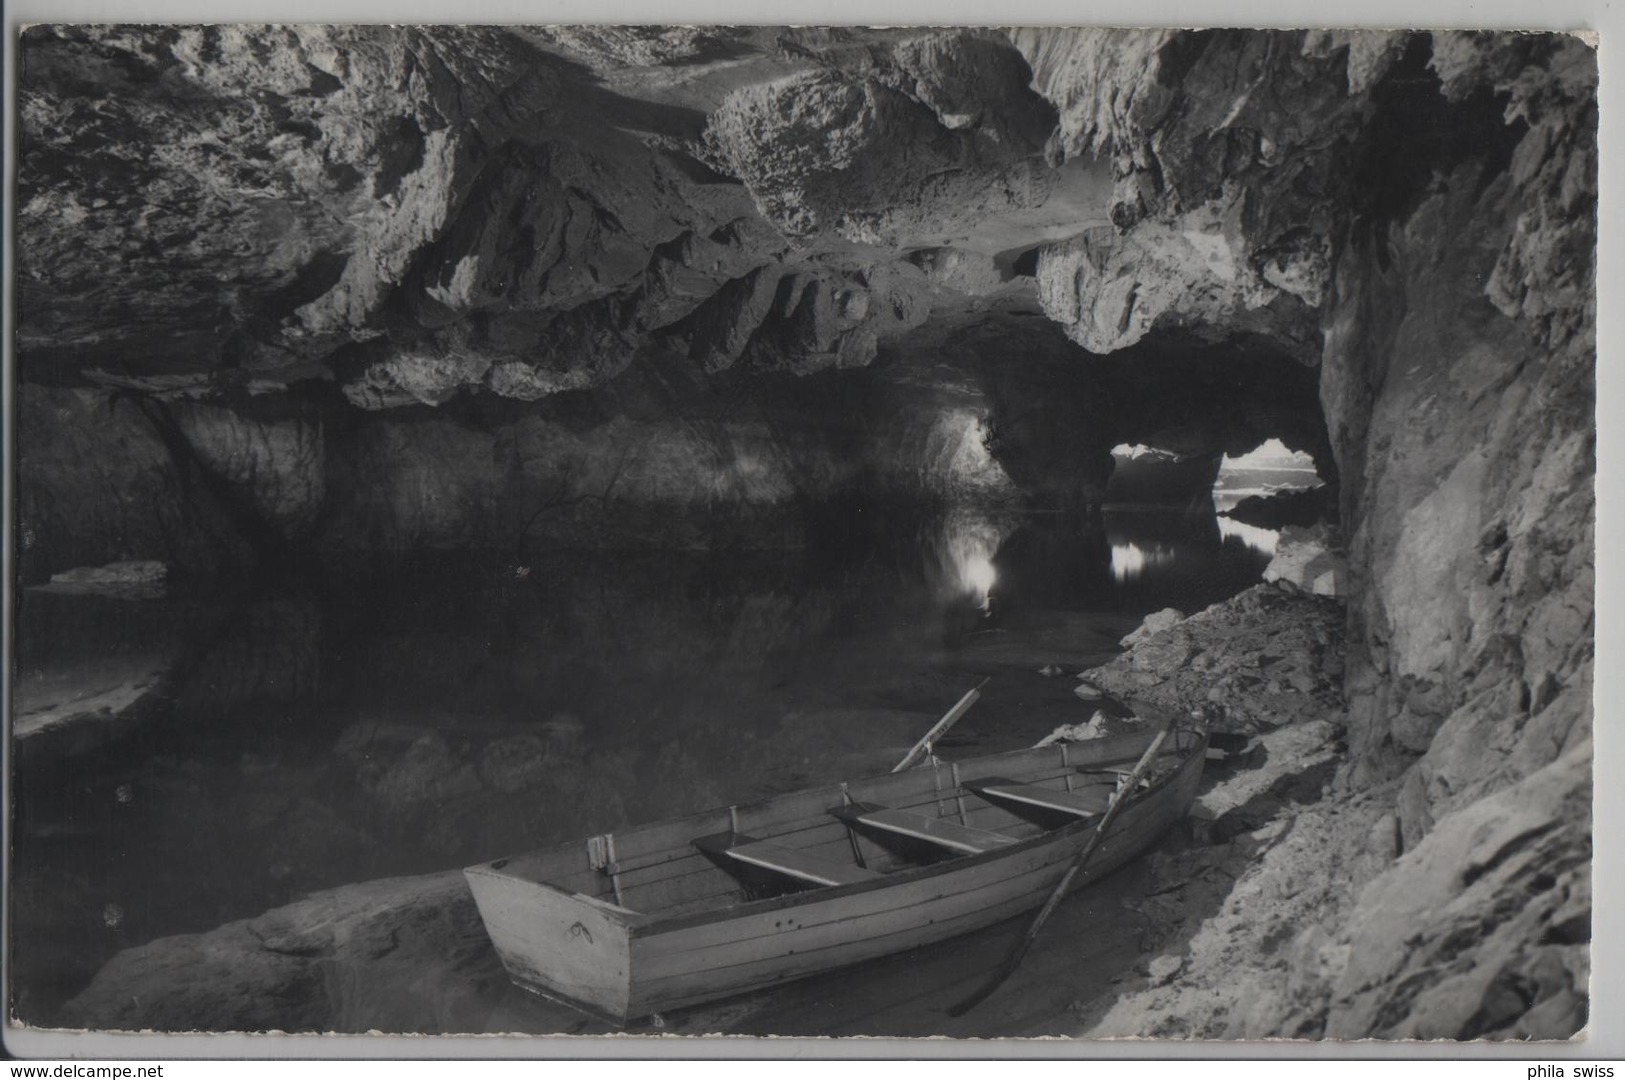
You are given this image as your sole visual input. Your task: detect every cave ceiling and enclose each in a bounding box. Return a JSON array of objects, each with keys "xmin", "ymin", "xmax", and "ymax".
[{"xmin": 15, "ymin": 25, "xmax": 1577, "ymax": 475}]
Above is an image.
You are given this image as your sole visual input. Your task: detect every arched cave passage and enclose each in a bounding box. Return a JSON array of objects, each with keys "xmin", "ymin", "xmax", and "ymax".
[
  {"xmin": 868, "ymin": 314, "xmax": 1335, "ymax": 521},
  {"xmin": 807, "ymin": 312, "xmax": 1342, "ymax": 629}
]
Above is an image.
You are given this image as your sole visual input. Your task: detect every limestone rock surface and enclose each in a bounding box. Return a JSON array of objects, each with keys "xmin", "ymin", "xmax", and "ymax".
[
  {"xmin": 59, "ymin": 873, "xmax": 517, "ymax": 1034},
  {"xmin": 15, "ymin": 386, "xmax": 255, "ymax": 583},
  {"xmin": 1263, "ymin": 524, "xmax": 1346, "ymax": 596},
  {"xmin": 1323, "ymin": 745, "xmax": 1590, "ymax": 1039}
]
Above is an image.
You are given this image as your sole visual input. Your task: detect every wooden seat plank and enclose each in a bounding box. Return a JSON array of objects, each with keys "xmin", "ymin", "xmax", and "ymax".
[
  {"xmin": 833, "ymin": 803, "xmax": 1017, "ymax": 855},
  {"xmin": 966, "ymin": 777, "xmax": 1110, "ymax": 818},
  {"xmin": 694, "ymin": 833, "xmax": 879, "ymax": 888}
]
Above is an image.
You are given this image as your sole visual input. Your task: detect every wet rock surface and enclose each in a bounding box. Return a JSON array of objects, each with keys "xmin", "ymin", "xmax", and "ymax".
[{"xmin": 168, "ymin": 402, "xmax": 327, "ymax": 539}]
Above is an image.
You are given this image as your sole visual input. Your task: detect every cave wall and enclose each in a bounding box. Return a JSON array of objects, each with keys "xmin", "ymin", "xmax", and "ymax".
[
  {"xmin": 1021, "ymin": 26, "xmax": 1595, "ymax": 825},
  {"xmin": 14, "ymin": 386, "xmax": 257, "ymax": 582},
  {"xmin": 1315, "ymin": 47, "xmax": 1595, "ymax": 1035},
  {"xmin": 15, "ymin": 358, "xmax": 1028, "ymax": 578},
  {"xmin": 1014, "ymin": 29, "xmax": 1594, "ymax": 1035},
  {"xmin": 1329, "ymin": 135, "xmax": 1594, "ymax": 834}
]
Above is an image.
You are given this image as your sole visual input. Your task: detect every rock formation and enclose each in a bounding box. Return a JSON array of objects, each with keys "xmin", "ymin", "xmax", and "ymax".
[{"xmin": 13, "ymin": 26, "xmax": 1595, "ymax": 1039}]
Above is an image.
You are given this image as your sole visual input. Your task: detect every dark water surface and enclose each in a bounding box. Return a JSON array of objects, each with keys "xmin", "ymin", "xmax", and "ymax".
[{"xmin": 11, "ymin": 506, "xmax": 1274, "ymax": 1022}]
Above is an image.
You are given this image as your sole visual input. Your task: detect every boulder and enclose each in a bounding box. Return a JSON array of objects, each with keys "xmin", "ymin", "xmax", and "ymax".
[
  {"xmin": 1263, "ymin": 525, "xmax": 1347, "ymax": 597},
  {"xmin": 58, "ymin": 872, "xmax": 552, "ymax": 1034}
]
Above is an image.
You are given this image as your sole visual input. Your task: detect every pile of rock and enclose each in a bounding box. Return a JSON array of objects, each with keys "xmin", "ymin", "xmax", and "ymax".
[{"xmin": 1078, "ymin": 583, "xmax": 1346, "ymax": 734}]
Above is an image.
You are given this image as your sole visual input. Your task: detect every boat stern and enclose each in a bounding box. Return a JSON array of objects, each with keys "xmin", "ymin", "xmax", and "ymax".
[{"xmin": 464, "ymin": 860, "xmax": 635, "ymax": 1023}]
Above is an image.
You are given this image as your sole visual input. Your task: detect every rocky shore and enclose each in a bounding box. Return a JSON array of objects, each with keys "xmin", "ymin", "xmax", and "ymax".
[{"xmin": 1074, "ymin": 585, "xmax": 1588, "ymax": 1041}]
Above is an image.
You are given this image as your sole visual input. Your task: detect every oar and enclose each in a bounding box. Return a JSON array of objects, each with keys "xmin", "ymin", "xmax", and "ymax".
[
  {"xmin": 892, "ymin": 678, "xmax": 990, "ymax": 773},
  {"xmin": 947, "ymin": 722, "xmax": 1172, "ymax": 1017}
]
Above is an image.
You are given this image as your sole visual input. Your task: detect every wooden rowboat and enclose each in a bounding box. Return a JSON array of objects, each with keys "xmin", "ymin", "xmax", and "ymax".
[{"xmin": 464, "ymin": 722, "xmax": 1207, "ymax": 1023}]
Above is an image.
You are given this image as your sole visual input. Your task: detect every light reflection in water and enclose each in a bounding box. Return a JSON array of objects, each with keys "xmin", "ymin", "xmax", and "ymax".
[
  {"xmin": 1216, "ymin": 516, "xmax": 1281, "ymax": 557},
  {"xmin": 1109, "ymin": 540, "xmax": 1177, "ymax": 584},
  {"xmin": 962, "ymin": 554, "xmax": 997, "ymax": 598},
  {"xmin": 935, "ymin": 508, "xmax": 1010, "ymax": 611}
]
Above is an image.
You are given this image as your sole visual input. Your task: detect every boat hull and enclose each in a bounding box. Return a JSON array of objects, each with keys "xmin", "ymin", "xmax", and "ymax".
[
  {"xmin": 466, "ymin": 728, "xmax": 1206, "ymax": 1023},
  {"xmin": 464, "ymin": 866, "xmax": 637, "ymax": 1020}
]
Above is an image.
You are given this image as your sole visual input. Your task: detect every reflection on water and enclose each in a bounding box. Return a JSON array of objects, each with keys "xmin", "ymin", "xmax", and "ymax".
[
  {"xmin": 13, "ymin": 502, "xmax": 1272, "ymax": 1020},
  {"xmin": 934, "ymin": 507, "xmax": 1008, "ymax": 611},
  {"xmin": 1216, "ymin": 515, "xmax": 1281, "ymax": 557},
  {"xmin": 1109, "ymin": 539, "xmax": 1176, "ymax": 584},
  {"xmin": 956, "ymin": 550, "xmax": 998, "ymax": 616},
  {"xmin": 1092, "ymin": 509, "xmax": 1276, "ymax": 613}
]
